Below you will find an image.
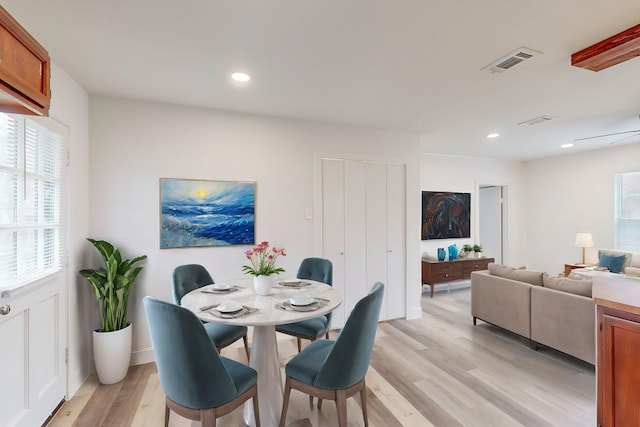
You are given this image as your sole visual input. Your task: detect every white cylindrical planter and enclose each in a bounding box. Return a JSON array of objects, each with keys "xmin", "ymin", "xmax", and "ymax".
[
  {"xmin": 253, "ymin": 275, "xmax": 273, "ymax": 296},
  {"xmin": 93, "ymin": 323, "xmax": 132, "ymax": 384}
]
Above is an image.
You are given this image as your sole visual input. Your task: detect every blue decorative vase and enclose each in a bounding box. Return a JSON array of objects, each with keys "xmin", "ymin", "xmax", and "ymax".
[
  {"xmin": 437, "ymin": 248, "xmax": 446, "ymax": 261},
  {"xmin": 448, "ymin": 245, "xmax": 459, "ymax": 261}
]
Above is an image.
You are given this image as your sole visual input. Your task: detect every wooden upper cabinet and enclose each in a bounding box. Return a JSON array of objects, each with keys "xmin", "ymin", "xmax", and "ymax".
[{"xmin": 0, "ymin": 6, "xmax": 50, "ymax": 116}]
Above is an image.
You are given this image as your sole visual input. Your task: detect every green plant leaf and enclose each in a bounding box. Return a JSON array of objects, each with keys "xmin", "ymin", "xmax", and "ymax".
[{"xmin": 79, "ymin": 238, "xmax": 146, "ymax": 332}]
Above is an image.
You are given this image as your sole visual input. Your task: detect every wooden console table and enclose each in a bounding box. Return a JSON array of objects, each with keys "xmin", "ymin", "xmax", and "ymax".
[{"xmin": 421, "ymin": 257, "xmax": 494, "ymax": 298}]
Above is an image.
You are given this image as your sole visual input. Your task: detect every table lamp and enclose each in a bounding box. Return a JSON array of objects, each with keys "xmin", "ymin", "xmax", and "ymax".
[{"xmin": 575, "ymin": 233, "xmax": 594, "ymax": 264}]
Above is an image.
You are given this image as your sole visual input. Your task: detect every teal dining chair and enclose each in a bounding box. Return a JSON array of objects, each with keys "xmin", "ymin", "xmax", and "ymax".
[
  {"xmin": 275, "ymin": 257, "xmax": 333, "ymax": 352},
  {"xmin": 143, "ymin": 297, "xmax": 260, "ymax": 427},
  {"xmin": 279, "ymin": 282, "xmax": 384, "ymax": 427},
  {"xmin": 173, "ymin": 264, "xmax": 250, "ymax": 360}
]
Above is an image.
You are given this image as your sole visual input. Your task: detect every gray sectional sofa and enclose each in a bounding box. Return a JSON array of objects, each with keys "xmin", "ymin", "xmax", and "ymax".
[{"xmin": 471, "ymin": 263, "xmax": 595, "ymax": 364}]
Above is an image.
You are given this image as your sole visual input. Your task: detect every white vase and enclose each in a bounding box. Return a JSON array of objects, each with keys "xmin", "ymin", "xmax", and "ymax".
[
  {"xmin": 253, "ymin": 275, "xmax": 273, "ymax": 296},
  {"xmin": 93, "ymin": 323, "xmax": 132, "ymax": 384}
]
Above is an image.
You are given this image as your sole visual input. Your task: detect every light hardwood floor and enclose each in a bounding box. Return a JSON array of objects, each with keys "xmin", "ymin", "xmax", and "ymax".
[{"xmin": 47, "ymin": 287, "xmax": 595, "ymax": 426}]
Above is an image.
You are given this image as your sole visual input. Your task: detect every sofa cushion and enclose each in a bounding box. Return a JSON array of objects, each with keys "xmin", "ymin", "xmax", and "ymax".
[
  {"xmin": 625, "ymin": 266, "xmax": 640, "ymax": 277},
  {"xmin": 599, "ymin": 249, "xmax": 632, "ymax": 271},
  {"xmin": 598, "ymin": 253, "xmax": 626, "ymax": 274},
  {"xmin": 542, "ymin": 273, "xmax": 592, "ymax": 298},
  {"xmin": 631, "ymin": 253, "xmax": 640, "ymax": 268},
  {"xmin": 488, "ymin": 263, "xmax": 543, "ymax": 286}
]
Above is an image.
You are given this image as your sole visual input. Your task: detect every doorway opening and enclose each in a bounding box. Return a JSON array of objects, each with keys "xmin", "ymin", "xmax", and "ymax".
[{"xmin": 478, "ymin": 185, "xmax": 507, "ymax": 265}]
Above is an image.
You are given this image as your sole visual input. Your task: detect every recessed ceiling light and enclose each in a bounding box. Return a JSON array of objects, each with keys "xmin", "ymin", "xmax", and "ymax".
[
  {"xmin": 231, "ymin": 72, "xmax": 250, "ymax": 82},
  {"xmin": 487, "ymin": 133, "xmax": 500, "ymax": 139},
  {"xmin": 561, "ymin": 143, "xmax": 574, "ymax": 149}
]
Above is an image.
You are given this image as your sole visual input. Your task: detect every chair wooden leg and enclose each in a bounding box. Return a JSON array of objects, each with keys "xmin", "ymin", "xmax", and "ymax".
[
  {"xmin": 164, "ymin": 403, "xmax": 170, "ymax": 427},
  {"xmin": 243, "ymin": 334, "xmax": 250, "ymax": 361},
  {"xmin": 325, "ymin": 331, "xmax": 330, "ymax": 339},
  {"xmin": 296, "ymin": 337, "xmax": 302, "ymax": 352},
  {"xmin": 201, "ymin": 408, "xmax": 216, "ymax": 427},
  {"xmin": 360, "ymin": 382, "xmax": 368, "ymax": 427},
  {"xmin": 318, "ymin": 398, "xmax": 323, "ymax": 409},
  {"xmin": 279, "ymin": 377, "xmax": 292, "ymax": 427},
  {"xmin": 309, "ymin": 395, "xmax": 314, "ymax": 409},
  {"xmin": 336, "ymin": 389, "xmax": 348, "ymax": 427},
  {"xmin": 253, "ymin": 390, "xmax": 261, "ymax": 427}
]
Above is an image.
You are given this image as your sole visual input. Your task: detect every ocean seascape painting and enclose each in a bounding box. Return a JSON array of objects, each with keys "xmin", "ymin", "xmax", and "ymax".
[{"xmin": 160, "ymin": 178, "xmax": 255, "ymax": 248}]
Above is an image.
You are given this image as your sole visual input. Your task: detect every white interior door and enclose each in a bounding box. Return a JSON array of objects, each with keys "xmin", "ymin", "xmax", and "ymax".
[
  {"xmin": 322, "ymin": 159, "xmax": 346, "ymax": 327},
  {"xmin": 343, "ymin": 160, "xmax": 367, "ymax": 321},
  {"xmin": 479, "ymin": 186, "xmax": 503, "ymax": 264},
  {"xmin": 321, "ymin": 158, "xmax": 406, "ymax": 326},
  {"xmin": 1, "ymin": 273, "xmax": 67, "ymax": 427},
  {"xmin": 365, "ymin": 162, "xmax": 388, "ymax": 319},
  {"xmin": 386, "ymin": 163, "xmax": 406, "ymax": 319}
]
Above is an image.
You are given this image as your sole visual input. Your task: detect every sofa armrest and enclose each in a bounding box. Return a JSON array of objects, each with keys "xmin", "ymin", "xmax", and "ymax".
[
  {"xmin": 530, "ymin": 286, "xmax": 595, "ymax": 364},
  {"xmin": 471, "ymin": 270, "xmax": 532, "ymax": 338}
]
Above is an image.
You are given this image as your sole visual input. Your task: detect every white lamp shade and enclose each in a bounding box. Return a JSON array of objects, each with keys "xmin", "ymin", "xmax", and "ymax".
[{"xmin": 575, "ymin": 233, "xmax": 594, "ymax": 248}]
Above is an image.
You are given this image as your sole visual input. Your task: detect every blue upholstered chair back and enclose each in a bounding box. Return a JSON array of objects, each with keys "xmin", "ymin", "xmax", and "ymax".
[
  {"xmin": 143, "ymin": 297, "xmax": 239, "ymax": 408},
  {"xmin": 298, "ymin": 257, "xmax": 333, "ymax": 326},
  {"xmin": 297, "ymin": 258, "xmax": 333, "ymax": 285},
  {"xmin": 313, "ymin": 282, "xmax": 384, "ymax": 389},
  {"xmin": 172, "ymin": 264, "xmax": 214, "ymax": 304}
]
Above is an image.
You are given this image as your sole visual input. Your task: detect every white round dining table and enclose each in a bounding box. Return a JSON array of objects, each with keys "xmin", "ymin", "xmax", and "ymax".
[{"xmin": 180, "ymin": 278, "xmax": 342, "ymax": 427}]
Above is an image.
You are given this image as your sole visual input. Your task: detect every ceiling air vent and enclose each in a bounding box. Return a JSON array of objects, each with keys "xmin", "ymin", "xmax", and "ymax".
[
  {"xmin": 483, "ymin": 47, "xmax": 540, "ymax": 73},
  {"xmin": 518, "ymin": 115, "xmax": 556, "ymax": 125}
]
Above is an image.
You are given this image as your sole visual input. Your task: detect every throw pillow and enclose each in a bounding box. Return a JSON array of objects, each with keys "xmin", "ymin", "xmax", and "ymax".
[
  {"xmin": 542, "ymin": 273, "xmax": 592, "ymax": 298},
  {"xmin": 598, "ymin": 249, "xmax": 632, "ymax": 271},
  {"xmin": 598, "ymin": 253, "xmax": 626, "ymax": 274},
  {"xmin": 488, "ymin": 263, "xmax": 543, "ymax": 286},
  {"xmin": 625, "ymin": 266, "xmax": 640, "ymax": 277}
]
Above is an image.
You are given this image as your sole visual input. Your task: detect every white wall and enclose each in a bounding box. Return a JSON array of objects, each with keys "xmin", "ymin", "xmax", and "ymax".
[
  {"xmin": 88, "ymin": 95, "xmax": 421, "ymax": 364},
  {"xmin": 48, "ymin": 64, "xmax": 90, "ymax": 396},
  {"xmin": 420, "ymin": 153, "xmax": 527, "ymax": 267},
  {"xmin": 524, "ymin": 143, "xmax": 640, "ymax": 273}
]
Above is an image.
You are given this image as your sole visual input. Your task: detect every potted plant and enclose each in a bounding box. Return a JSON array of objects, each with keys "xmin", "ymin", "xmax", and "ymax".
[
  {"xmin": 462, "ymin": 244, "xmax": 474, "ymax": 258},
  {"xmin": 473, "ymin": 244, "xmax": 483, "ymax": 258},
  {"xmin": 242, "ymin": 241, "xmax": 286, "ymax": 295},
  {"xmin": 79, "ymin": 238, "xmax": 147, "ymax": 384}
]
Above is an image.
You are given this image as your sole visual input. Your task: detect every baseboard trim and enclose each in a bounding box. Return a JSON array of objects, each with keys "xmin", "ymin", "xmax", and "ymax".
[{"xmin": 131, "ymin": 347, "xmax": 155, "ymax": 366}]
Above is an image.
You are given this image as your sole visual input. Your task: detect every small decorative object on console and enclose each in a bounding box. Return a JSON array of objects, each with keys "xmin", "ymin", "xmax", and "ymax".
[{"xmin": 448, "ymin": 244, "xmax": 459, "ymax": 260}]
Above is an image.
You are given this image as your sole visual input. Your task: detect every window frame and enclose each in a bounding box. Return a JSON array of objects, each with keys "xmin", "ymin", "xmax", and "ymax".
[
  {"xmin": 614, "ymin": 171, "xmax": 640, "ymax": 252},
  {"xmin": 0, "ymin": 113, "xmax": 67, "ymax": 292}
]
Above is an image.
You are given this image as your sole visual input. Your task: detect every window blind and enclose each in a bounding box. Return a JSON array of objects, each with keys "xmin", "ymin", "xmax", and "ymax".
[{"xmin": 0, "ymin": 113, "xmax": 66, "ymax": 291}]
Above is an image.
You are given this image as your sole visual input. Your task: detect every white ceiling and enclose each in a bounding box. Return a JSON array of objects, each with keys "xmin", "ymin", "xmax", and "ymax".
[{"xmin": 4, "ymin": 0, "xmax": 640, "ymax": 160}]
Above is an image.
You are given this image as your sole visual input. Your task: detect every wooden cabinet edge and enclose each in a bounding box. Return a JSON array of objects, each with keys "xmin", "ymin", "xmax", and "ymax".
[{"xmin": 0, "ymin": 6, "xmax": 51, "ymax": 116}]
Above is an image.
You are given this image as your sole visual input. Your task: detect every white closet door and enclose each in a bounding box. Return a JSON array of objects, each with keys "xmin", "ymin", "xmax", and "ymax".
[
  {"xmin": 321, "ymin": 158, "xmax": 406, "ymax": 326},
  {"xmin": 321, "ymin": 159, "xmax": 346, "ymax": 327},
  {"xmin": 365, "ymin": 162, "xmax": 389, "ymax": 320},
  {"xmin": 343, "ymin": 161, "xmax": 367, "ymax": 321},
  {"xmin": 386, "ymin": 163, "xmax": 406, "ymax": 319}
]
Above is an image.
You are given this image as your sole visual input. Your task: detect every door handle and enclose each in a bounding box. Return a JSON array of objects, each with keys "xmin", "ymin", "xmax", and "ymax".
[{"xmin": 0, "ymin": 305, "xmax": 10, "ymax": 315}]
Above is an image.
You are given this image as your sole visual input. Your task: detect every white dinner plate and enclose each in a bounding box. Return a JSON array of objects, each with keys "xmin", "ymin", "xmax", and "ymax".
[
  {"xmin": 211, "ymin": 283, "xmax": 231, "ymax": 291},
  {"xmin": 290, "ymin": 296, "xmax": 315, "ymax": 306},
  {"xmin": 216, "ymin": 301, "xmax": 243, "ymax": 313},
  {"xmin": 281, "ymin": 279, "xmax": 301, "ymax": 286}
]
